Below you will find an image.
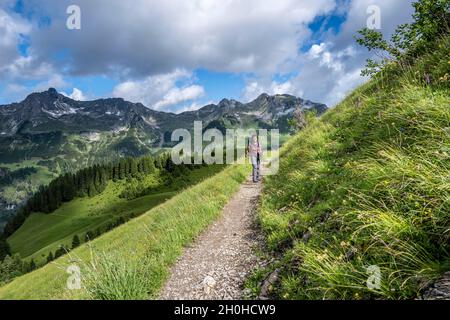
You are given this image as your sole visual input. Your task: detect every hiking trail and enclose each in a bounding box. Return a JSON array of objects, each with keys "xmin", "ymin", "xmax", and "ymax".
[{"xmin": 160, "ymin": 168, "xmax": 266, "ymax": 300}]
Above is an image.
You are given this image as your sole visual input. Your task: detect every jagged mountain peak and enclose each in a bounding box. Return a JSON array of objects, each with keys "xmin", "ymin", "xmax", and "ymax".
[
  {"xmin": 47, "ymin": 87, "xmax": 58, "ymax": 95},
  {"xmin": 257, "ymin": 92, "xmax": 270, "ymax": 99},
  {"xmin": 0, "ymin": 89, "xmax": 327, "ymax": 158},
  {"xmin": 24, "ymin": 88, "xmax": 66, "ymax": 102}
]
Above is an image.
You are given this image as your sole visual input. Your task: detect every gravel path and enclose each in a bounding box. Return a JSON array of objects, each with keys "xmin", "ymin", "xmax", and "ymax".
[
  {"xmin": 421, "ymin": 272, "xmax": 450, "ymax": 300},
  {"xmin": 160, "ymin": 170, "xmax": 264, "ymax": 300}
]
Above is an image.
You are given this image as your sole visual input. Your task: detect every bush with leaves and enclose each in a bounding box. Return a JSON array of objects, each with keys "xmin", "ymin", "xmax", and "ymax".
[{"xmin": 355, "ymin": 0, "xmax": 450, "ymax": 76}]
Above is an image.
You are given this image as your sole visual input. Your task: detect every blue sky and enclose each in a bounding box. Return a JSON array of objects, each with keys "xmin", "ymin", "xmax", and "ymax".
[{"xmin": 0, "ymin": 0, "xmax": 414, "ymax": 112}]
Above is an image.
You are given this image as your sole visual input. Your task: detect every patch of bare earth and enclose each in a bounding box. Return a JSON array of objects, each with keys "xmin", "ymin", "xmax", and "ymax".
[{"xmin": 160, "ymin": 172, "xmax": 265, "ymax": 300}]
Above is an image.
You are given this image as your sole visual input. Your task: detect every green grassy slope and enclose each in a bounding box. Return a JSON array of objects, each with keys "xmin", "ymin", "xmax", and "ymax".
[
  {"xmin": 7, "ymin": 165, "xmax": 225, "ymax": 265},
  {"xmin": 254, "ymin": 37, "xmax": 449, "ymax": 299},
  {"xmin": 0, "ymin": 164, "xmax": 248, "ymax": 299}
]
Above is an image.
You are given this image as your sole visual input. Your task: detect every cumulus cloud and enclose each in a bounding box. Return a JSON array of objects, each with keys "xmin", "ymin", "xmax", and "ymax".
[
  {"xmin": 307, "ymin": 43, "xmax": 344, "ymax": 72},
  {"xmin": 153, "ymin": 85, "xmax": 205, "ymax": 110},
  {"xmin": 0, "ymin": 8, "xmax": 59, "ymax": 81},
  {"xmin": 292, "ymin": 42, "xmax": 365, "ymax": 106},
  {"xmin": 112, "ymin": 69, "xmax": 205, "ymax": 111},
  {"xmin": 1, "ymin": 83, "xmax": 29, "ymax": 104},
  {"xmin": 0, "ymin": 9, "xmax": 31, "ymax": 73},
  {"xmin": 26, "ymin": 0, "xmax": 336, "ymax": 76},
  {"xmin": 243, "ymin": 0, "xmax": 415, "ymax": 107},
  {"xmin": 333, "ymin": 0, "xmax": 415, "ymax": 51}
]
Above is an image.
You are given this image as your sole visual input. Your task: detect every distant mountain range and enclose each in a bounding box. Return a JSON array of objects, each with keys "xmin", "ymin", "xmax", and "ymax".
[{"xmin": 0, "ymin": 88, "xmax": 327, "ymax": 164}]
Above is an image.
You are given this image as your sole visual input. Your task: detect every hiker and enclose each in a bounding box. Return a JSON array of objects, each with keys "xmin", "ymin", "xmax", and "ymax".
[{"xmin": 247, "ymin": 135, "xmax": 262, "ymax": 183}]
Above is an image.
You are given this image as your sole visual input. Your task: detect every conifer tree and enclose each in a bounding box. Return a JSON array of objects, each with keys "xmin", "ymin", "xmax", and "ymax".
[
  {"xmin": 130, "ymin": 158, "xmax": 138, "ymax": 176},
  {"xmin": 28, "ymin": 259, "xmax": 37, "ymax": 272},
  {"xmin": 88, "ymin": 182, "xmax": 97, "ymax": 197},
  {"xmin": 72, "ymin": 235, "xmax": 81, "ymax": 249},
  {"xmin": 46, "ymin": 251, "xmax": 54, "ymax": 263},
  {"xmin": 85, "ymin": 231, "xmax": 94, "ymax": 242},
  {"xmin": 0, "ymin": 238, "xmax": 10, "ymax": 261}
]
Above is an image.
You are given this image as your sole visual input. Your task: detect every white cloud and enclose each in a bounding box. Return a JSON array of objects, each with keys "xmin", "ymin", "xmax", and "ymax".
[
  {"xmin": 112, "ymin": 69, "xmax": 205, "ymax": 111},
  {"xmin": 324, "ymin": 68, "xmax": 362, "ymax": 104},
  {"xmin": 0, "ymin": 8, "xmax": 58, "ymax": 81},
  {"xmin": 62, "ymin": 88, "xmax": 87, "ymax": 101},
  {"xmin": 308, "ymin": 43, "xmax": 327, "ymax": 58},
  {"xmin": 243, "ymin": 80, "xmax": 297, "ymax": 102},
  {"xmin": 1, "ymin": 83, "xmax": 29, "ymax": 103},
  {"xmin": 307, "ymin": 43, "xmax": 344, "ymax": 72},
  {"xmin": 27, "ymin": 0, "xmax": 337, "ymax": 76},
  {"xmin": 3, "ymin": 56, "xmax": 55, "ymax": 80},
  {"xmin": 335, "ymin": 0, "xmax": 415, "ymax": 50},
  {"xmin": 0, "ymin": 9, "xmax": 32, "ymax": 76},
  {"xmin": 242, "ymin": 0, "xmax": 415, "ymax": 107},
  {"xmin": 154, "ymin": 85, "xmax": 205, "ymax": 110},
  {"xmin": 243, "ymin": 82, "xmax": 264, "ymax": 101},
  {"xmin": 271, "ymin": 81, "xmax": 294, "ymax": 95},
  {"xmin": 274, "ymin": 44, "xmax": 367, "ymax": 106}
]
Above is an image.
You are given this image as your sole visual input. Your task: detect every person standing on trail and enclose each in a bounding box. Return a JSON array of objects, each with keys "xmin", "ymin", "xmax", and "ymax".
[{"xmin": 247, "ymin": 135, "xmax": 262, "ymax": 183}]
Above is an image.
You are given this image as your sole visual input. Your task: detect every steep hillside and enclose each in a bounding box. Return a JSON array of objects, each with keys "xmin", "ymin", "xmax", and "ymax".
[
  {"xmin": 252, "ymin": 35, "xmax": 449, "ymax": 299},
  {"xmin": 0, "ymin": 164, "xmax": 248, "ymax": 299}
]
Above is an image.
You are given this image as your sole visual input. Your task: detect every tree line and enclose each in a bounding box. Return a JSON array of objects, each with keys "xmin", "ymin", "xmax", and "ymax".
[
  {"xmin": 0, "ymin": 236, "xmax": 10, "ymax": 262},
  {"xmin": 1, "ymin": 152, "xmax": 207, "ymax": 247},
  {"xmin": 0, "ymin": 154, "xmax": 184, "ymax": 240}
]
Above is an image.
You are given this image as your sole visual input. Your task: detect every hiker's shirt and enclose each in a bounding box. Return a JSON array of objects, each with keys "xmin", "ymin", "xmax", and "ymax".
[
  {"xmin": 248, "ymin": 142, "xmax": 262, "ymax": 157},
  {"xmin": 248, "ymin": 142, "xmax": 262, "ymax": 165}
]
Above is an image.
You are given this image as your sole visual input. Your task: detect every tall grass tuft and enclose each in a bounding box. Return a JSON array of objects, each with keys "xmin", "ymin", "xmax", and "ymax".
[{"xmin": 81, "ymin": 248, "xmax": 153, "ymax": 300}]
